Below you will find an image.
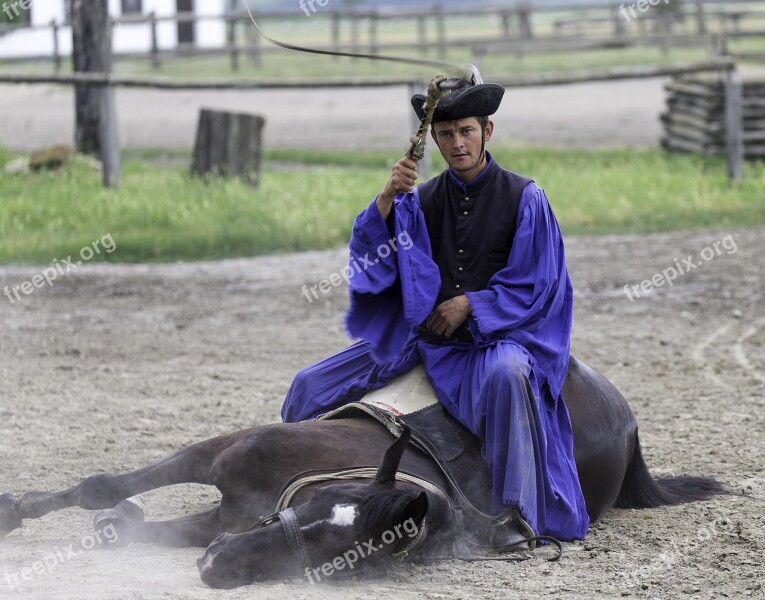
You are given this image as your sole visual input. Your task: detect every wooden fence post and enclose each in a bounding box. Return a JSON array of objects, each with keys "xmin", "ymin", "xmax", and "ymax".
[
  {"xmin": 331, "ymin": 12, "xmax": 340, "ymax": 57},
  {"xmin": 500, "ymin": 11, "xmax": 511, "ymax": 38},
  {"xmin": 660, "ymin": 13, "xmax": 672, "ymax": 55},
  {"xmin": 694, "ymin": 0, "xmax": 707, "ymax": 36},
  {"xmin": 150, "ymin": 11, "xmax": 160, "ymax": 69},
  {"xmin": 350, "ymin": 12, "xmax": 359, "ymax": 60},
  {"xmin": 100, "ymin": 82, "xmax": 120, "ymax": 188},
  {"xmin": 417, "ymin": 16, "xmax": 427, "ymax": 55},
  {"xmin": 51, "ymin": 19, "xmax": 61, "ymax": 73},
  {"xmin": 435, "ymin": 5, "xmax": 446, "ymax": 59},
  {"xmin": 369, "ymin": 12, "xmax": 378, "ymax": 55},
  {"xmin": 518, "ymin": 4, "xmax": 533, "ymax": 39},
  {"xmin": 249, "ymin": 19, "xmax": 262, "ymax": 66},
  {"xmin": 228, "ymin": 18, "xmax": 239, "ymax": 71},
  {"xmin": 613, "ymin": 4, "xmax": 626, "ymax": 38},
  {"xmin": 724, "ymin": 69, "xmax": 744, "ymax": 181}
]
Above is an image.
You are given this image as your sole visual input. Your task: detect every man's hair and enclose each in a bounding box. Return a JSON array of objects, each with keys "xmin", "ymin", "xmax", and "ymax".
[{"xmin": 431, "ymin": 116, "xmax": 489, "ymax": 138}]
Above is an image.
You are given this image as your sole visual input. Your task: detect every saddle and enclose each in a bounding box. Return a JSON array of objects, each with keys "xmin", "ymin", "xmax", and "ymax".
[
  {"xmin": 271, "ymin": 366, "xmax": 561, "ymax": 559},
  {"xmin": 316, "ymin": 364, "xmax": 537, "ymax": 552}
]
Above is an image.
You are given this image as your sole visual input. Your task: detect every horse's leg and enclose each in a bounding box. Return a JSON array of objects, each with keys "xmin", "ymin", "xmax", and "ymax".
[
  {"xmin": 95, "ymin": 503, "xmax": 226, "ymax": 548},
  {"xmin": 0, "ymin": 430, "xmax": 256, "ymax": 538}
]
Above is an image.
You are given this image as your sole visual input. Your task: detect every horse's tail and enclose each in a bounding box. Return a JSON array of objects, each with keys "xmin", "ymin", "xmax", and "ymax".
[{"xmin": 615, "ymin": 432, "xmax": 725, "ymax": 509}]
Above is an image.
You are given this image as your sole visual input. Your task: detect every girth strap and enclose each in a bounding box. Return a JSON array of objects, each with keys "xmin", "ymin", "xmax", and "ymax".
[{"xmin": 276, "ymin": 467, "xmax": 451, "ymax": 512}]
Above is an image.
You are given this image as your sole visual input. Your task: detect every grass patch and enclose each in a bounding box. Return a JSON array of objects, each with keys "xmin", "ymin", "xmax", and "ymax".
[
  {"xmin": 0, "ymin": 145, "xmax": 763, "ymax": 264},
  {"xmin": 486, "ymin": 147, "xmax": 765, "ymax": 234}
]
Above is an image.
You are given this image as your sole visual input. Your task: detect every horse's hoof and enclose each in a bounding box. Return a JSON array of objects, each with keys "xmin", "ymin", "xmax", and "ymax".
[
  {"xmin": 0, "ymin": 493, "xmax": 22, "ymax": 538},
  {"xmin": 114, "ymin": 495, "xmax": 144, "ymax": 522},
  {"xmin": 92, "ymin": 495, "xmax": 144, "ymax": 549}
]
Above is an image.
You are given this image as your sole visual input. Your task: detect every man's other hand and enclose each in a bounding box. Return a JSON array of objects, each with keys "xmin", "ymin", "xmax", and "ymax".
[{"xmin": 426, "ymin": 296, "xmax": 472, "ymax": 338}]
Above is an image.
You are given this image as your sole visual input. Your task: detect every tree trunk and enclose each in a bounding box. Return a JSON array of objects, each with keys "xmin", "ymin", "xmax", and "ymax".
[{"xmin": 72, "ymin": 0, "xmax": 111, "ymax": 157}]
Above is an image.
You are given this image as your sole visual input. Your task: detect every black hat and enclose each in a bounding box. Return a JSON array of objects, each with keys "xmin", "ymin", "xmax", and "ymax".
[{"xmin": 410, "ymin": 66, "xmax": 504, "ymax": 123}]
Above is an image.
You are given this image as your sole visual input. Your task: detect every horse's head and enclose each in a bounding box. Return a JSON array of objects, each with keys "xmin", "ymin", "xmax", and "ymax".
[{"xmin": 197, "ymin": 427, "xmax": 429, "ymax": 588}]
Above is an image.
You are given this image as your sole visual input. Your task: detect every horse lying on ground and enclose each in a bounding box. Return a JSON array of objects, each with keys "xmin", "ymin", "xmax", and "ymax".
[{"xmin": 0, "ymin": 356, "xmax": 724, "ymax": 588}]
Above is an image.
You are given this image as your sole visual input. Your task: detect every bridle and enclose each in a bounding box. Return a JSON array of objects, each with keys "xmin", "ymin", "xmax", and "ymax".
[
  {"xmin": 278, "ymin": 508, "xmax": 313, "ymax": 569},
  {"xmin": 245, "ymin": 468, "xmax": 562, "ymax": 578},
  {"xmin": 245, "ymin": 467, "xmax": 447, "ymax": 575},
  {"xmin": 255, "ymin": 508, "xmax": 313, "ymax": 574},
  {"xmin": 247, "ymin": 505, "xmax": 429, "ymax": 577}
]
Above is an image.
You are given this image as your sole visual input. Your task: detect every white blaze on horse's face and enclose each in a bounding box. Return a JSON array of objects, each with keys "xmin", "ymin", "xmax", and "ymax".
[
  {"xmin": 329, "ymin": 504, "xmax": 357, "ymax": 527},
  {"xmin": 301, "ymin": 503, "xmax": 358, "ymax": 530}
]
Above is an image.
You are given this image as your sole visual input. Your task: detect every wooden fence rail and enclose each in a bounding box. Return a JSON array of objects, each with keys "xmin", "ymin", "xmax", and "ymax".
[
  {"xmin": 1, "ymin": 3, "xmax": 764, "ymax": 72},
  {"xmin": 0, "ymin": 58, "xmax": 736, "ymax": 89},
  {"xmin": 0, "ymin": 58, "xmax": 742, "ymax": 184}
]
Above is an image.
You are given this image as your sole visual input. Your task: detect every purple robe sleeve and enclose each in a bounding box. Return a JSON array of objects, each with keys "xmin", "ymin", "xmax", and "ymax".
[
  {"xmin": 344, "ymin": 190, "xmax": 441, "ymax": 361},
  {"xmin": 464, "ymin": 183, "xmax": 573, "ymax": 398}
]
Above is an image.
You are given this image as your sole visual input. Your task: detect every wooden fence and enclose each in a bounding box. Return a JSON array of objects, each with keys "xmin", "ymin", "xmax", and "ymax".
[
  {"xmin": 0, "ymin": 58, "xmax": 743, "ymax": 185},
  {"xmin": 2, "ymin": 2, "xmax": 765, "ymax": 72}
]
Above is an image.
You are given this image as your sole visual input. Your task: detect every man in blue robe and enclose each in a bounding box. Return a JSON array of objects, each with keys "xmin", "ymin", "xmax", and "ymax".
[{"xmin": 282, "ymin": 70, "xmax": 590, "ymax": 543}]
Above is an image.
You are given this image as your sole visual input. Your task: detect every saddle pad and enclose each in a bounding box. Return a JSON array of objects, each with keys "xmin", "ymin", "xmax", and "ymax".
[
  {"xmin": 361, "ymin": 363, "xmax": 438, "ymax": 416},
  {"xmin": 319, "ymin": 364, "xmax": 465, "ymax": 462}
]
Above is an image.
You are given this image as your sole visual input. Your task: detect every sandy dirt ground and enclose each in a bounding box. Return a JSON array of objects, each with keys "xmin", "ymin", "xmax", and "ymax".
[
  {"xmin": 0, "ymin": 77, "xmax": 666, "ymax": 152},
  {"xmin": 0, "ymin": 223, "xmax": 763, "ymax": 600}
]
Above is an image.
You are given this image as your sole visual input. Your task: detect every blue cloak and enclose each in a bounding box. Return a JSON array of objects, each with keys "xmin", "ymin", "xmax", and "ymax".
[{"xmin": 283, "ymin": 172, "xmax": 590, "ymax": 541}]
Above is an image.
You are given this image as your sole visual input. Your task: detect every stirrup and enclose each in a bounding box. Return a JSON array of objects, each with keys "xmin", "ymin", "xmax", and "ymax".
[{"xmin": 489, "ymin": 510, "xmax": 537, "ymax": 552}]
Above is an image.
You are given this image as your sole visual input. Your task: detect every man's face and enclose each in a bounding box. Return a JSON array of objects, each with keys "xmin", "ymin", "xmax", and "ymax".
[{"xmin": 432, "ymin": 117, "xmax": 493, "ymax": 175}]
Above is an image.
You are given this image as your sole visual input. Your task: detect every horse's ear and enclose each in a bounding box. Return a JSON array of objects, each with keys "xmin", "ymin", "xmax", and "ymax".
[{"xmin": 373, "ymin": 426, "xmax": 411, "ymax": 485}]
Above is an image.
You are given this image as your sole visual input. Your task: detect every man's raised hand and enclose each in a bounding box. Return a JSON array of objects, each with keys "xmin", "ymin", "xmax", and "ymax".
[{"xmin": 376, "ymin": 158, "xmax": 419, "ymax": 219}]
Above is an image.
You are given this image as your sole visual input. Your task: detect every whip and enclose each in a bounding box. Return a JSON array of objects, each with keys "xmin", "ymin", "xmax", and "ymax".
[{"xmin": 243, "ymin": 1, "xmax": 475, "ymax": 164}]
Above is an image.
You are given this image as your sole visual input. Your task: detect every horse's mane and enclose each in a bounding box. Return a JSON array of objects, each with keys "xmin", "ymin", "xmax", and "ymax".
[{"xmin": 359, "ymin": 488, "xmax": 418, "ymax": 536}]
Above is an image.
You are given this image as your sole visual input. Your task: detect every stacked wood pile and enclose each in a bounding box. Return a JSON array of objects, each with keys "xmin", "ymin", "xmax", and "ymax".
[{"xmin": 662, "ymin": 75, "xmax": 765, "ymax": 159}]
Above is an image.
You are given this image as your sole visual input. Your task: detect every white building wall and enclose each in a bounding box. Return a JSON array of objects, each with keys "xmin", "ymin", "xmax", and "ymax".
[
  {"xmin": 0, "ymin": 0, "xmax": 226, "ymax": 59},
  {"xmin": 195, "ymin": 0, "xmax": 225, "ymax": 50}
]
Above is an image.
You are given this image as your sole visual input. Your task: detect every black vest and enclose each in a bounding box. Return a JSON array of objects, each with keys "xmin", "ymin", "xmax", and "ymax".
[{"xmin": 418, "ymin": 160, "xmax": 533, "ymax": 306}]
